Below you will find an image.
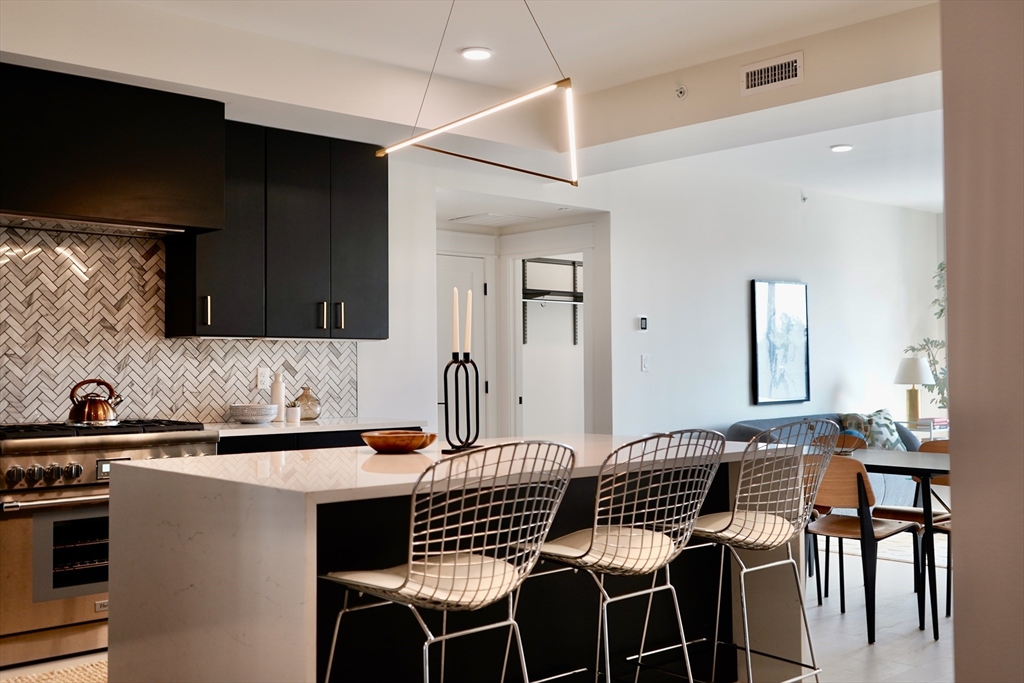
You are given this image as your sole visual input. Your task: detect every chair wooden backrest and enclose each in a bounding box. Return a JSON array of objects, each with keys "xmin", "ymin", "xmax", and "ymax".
[
  {"xmin": 814, "ymin": 433, "xmax": 867, "ymax": 454},
  {"xmin": 814, "ymin": 456, "xmax": 875, "ymax": 509},
  {"xmin": 916, "ymin": 439, "xmax": 950, "ymax": 486},
  {"xmin": 589, "ymin": 429, "xmax": 725, "ymax": 574}
]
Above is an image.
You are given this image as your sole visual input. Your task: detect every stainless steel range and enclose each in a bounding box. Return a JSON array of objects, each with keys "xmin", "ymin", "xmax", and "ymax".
[{"xmin": 0, "ymin": 420, "xmax": 218, "ymax": 668}]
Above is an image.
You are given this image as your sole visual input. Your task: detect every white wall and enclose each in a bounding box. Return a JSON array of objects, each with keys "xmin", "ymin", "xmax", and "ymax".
[
  {"xmin": 366, "ymin": 157, "xmax": 941, "ymax": 439},
  {"xmin": 942, "ymin": 1, "xmax": 1024, "ymax": 680},
  {"xmin": 358, "ymin": 161, "xmax": 438, "ymax": 428},
  {"xmin": 586, "ymin": 166, "xmax": 944, "ymax": 434}
]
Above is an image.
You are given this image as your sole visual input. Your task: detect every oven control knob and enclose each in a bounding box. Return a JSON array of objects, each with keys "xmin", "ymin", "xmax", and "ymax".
[
  {"xmin": 45, "ymin": 464, "xmax": 63, "ymax": 482},
  {"xmin": 64, "ymin": 463, "xmax": 84, "ymax": 480},
  {"xmin": 5, "ymin": 466, "xmax": 24, "ymax": 486},
  {"xmin": 25, "ymin": 465, "xmax": 44, "ymax": 485}
]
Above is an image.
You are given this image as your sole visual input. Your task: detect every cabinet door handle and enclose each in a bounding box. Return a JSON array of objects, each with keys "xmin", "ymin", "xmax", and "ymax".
[
  {"xmin": 319, "ymin": 302, "xmax": 328, "ymax": 330},
  {"xmin": 335, "ymin": 302, "xmax": 345, "ymax": 330},
  {"xmin": 203, "ymin": 296, "xmax": 212, "ymax": 326}
]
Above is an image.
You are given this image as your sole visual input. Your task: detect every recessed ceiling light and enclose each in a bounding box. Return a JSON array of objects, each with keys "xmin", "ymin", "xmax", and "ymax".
[
  {"xmin": 461, "ymin": 47, "xmax": 492, "ymax": 61},
  {"xmin": 831, "ymin": 144, "xmax": 854, "ymax": 153}
]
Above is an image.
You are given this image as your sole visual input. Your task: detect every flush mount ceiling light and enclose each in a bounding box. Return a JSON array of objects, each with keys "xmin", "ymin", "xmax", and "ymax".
[
  {"xmin": 831, "ymin": 144, "xmax": 854, "ymax": 153},
  {"xmin": 377, "ymin": 0, "xmax": 579, "ymax": 186},
  {"xmin": 461, "ymin": 47, "xmax": 492, "ymax": 60}
]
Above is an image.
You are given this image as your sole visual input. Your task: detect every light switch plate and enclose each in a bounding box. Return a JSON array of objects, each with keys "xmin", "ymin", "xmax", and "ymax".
[
  {"xmin": 637, "ymin": 315, "xmax": 648, "ymax": 333},
  {"xmin": 641, "ymin": 354, "xmax": 651, "ymax": 372},
  {"xmin": 256, "ymin": 367, "xmax": 272, "ymax": 390}
]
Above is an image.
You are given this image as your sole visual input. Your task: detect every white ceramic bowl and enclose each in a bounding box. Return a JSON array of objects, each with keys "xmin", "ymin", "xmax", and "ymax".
[{"xmin": 230, "ymin": 403, "xmax": 279, "ymax": 424}]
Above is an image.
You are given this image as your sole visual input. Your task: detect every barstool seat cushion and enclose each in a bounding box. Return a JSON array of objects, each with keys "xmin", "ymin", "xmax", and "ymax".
[
  {"xmin": 325, "ymin": 552, "xmax": 520, "ymax": 610},
  {"xmin": 540, "ymin": 526, "xmax": 675, "ymax": 574},
  {"xmin": 692, "ymin": 510, "xmax": 795, "ymax": 548}
]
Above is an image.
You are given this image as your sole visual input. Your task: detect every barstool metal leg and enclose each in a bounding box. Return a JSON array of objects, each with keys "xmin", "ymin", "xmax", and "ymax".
[
  {"xmin": 711, "ymin": 543, "xmax": 726, "ymax": 683},
  {"xmin": 786, "ymin": 543, "xmax": 821, "ymax": 683},
  {"xmin": 635, "ymin": 572, "xmax": 659, "ymax": 683},
  {"xmin": 665, "ymin": 575, "xmax": 695, "ymax": 683},
  {"xmin": 733, "ymin": 550, "xmax": 755, "ymax": 683}
]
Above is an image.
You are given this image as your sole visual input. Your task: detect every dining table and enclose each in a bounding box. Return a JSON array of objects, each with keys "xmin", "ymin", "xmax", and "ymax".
[{"xmin": 849, "ymin": 447, "xmax": 951, "ymax": 640}]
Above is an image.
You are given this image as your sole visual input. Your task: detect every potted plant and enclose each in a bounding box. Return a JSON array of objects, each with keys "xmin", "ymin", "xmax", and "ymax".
[{"xmin": 905, "ymin": 262, "xmax": 948, "ymax": 409}]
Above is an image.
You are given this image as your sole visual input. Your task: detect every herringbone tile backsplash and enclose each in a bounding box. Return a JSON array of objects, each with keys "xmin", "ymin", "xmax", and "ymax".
[{"xmin": 0, "ymin": 228, "xmax": 357, "ymax": 424}]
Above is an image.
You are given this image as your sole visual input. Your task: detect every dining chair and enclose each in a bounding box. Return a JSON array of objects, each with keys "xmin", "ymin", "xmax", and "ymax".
[
  {"xmin": 807, "ymin": 457, "xmax": 922, "ymax": 643},
  {"xmin": 692, "ymin": 419, "xmax": 838, "ymax": 683},
  {"xmin": 873, "ymin": 439, "xmax": 951, "ymax": 612},
  {"xmin": 806, "ymin": 434, "xmax": 867, "ymax": 583},
  {"xmin": 533, "ymin": 429, "xmax": 725, "ymax": 683},
  {"xmin": 319, "ymin": 441, "xmax": 576, "ymax": 683}
]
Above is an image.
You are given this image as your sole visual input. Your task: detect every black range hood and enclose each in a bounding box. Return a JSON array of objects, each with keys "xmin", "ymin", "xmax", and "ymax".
[{"xmin": 0, "ymin": 63, "xmax": 225, "ymax": 236}]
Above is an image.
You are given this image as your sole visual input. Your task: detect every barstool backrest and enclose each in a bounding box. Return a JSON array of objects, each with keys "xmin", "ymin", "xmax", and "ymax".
[
  {"xmin": 405, "ymin": 441, "xmax": 575, "ymax": 610},
  {"xmin": 588, "ymin": 429, "xmax": 726, "ymax": 575},
  {"xmin": 728, "ymin": 419, "xmax": 839, "ymax": 550}
]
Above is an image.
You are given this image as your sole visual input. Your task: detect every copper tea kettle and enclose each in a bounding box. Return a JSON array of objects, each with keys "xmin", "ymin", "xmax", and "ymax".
[{"xmin": 66, "ymin": 379, "xmax": 124, "ymax": 426}]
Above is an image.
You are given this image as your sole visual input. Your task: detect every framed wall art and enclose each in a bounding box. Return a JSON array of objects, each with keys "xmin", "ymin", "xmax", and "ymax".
[{"xmin": 751, "ymin": 279, "xmax": 810, "ymax": 404}]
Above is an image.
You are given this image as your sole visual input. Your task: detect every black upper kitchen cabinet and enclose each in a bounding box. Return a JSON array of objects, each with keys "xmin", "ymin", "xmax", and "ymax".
[
  {"xmin": 265, "ymin": 129, "xmax": 332, "ymax": 338},
  {"xmin": 165, "ymin": 122, "xmax": 266, "ymax": 337},
  {"xmin": 0, "ymin": 63, "xmax": 224, "ymax": 231},
  {"xmin": 330, "ymin": 140, "xmax": 389, "ymax": 339}
]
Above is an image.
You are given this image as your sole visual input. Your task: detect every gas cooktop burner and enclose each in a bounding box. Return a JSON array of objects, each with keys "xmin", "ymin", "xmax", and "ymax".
[{"xmin": 0, "ymin": 420, "xmax": 205, "ymax": 441}]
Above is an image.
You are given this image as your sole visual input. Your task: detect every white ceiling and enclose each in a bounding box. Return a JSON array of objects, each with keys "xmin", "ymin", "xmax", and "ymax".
[
  {"xmin": 675, "ymin": 109, "xmax": 944, "ymax": 212},
  {"xmin": 437, "ymin": 188, "xmax": 603, "ymax": 233},
  {"xmin": 136, "ymin": 0, "xmax": 934, "ymax": 94}
]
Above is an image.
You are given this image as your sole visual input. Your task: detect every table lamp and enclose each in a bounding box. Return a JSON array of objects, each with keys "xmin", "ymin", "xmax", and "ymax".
[{"xmin": 894, "ymin": 357, "xmax": 935, "ymax": 425}]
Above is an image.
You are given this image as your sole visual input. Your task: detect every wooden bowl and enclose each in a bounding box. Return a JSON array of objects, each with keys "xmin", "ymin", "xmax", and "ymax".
[{"xmin": 361, "ymin": 430, "xmax": 437, "ymax": 454}]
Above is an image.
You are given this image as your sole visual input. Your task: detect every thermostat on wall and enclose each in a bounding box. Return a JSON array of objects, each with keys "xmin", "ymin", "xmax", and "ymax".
[{"xmin": 637, "ymin": 315, "xmax": 648, "ymax": 332}]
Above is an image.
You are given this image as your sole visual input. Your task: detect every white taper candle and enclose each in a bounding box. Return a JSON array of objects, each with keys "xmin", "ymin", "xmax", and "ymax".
[
  {"xmin": 465, "ymin": 290, "xmax": 473, "ymax": 355},
  {"xmin": 452, "ymin": 287, "xmax": 460, "ymax": 354}
]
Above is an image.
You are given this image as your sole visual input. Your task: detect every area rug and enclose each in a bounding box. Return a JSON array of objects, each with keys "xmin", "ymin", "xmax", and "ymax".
[
  {"xmin": 825, "ymin": 530, "xmax": 949, "ymax": 568},
  {"xmin": 2, "ymin": 660, "xmax": 107, "ymax": 683}
]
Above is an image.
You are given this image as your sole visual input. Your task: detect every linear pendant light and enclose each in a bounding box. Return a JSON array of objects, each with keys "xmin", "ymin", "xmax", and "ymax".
[
  {"xmin": 377, "ymin": 78, "xmax": 578, "ymax": 186},
  {"xmin": 376, "ymin": 1, "xmax": 579, "ymax": 186}
]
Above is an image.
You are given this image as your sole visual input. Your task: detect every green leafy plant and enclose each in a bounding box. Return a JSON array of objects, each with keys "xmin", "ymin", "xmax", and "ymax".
[{"xmin": 904, "ymin": 262, "xmax": 948, "ymax": 409}]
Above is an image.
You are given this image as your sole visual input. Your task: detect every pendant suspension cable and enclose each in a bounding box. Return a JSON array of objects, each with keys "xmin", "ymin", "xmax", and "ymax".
[
  {"xmin": 412, "ymin": 0, "xmax": 456, "ymax": 136},
  {"xmin": 523, "ymin": 0, "xmax": 565, "ymax": 80}
]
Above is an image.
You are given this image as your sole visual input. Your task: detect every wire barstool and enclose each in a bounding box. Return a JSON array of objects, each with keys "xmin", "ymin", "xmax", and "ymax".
[
  {"xmin": 320, "ymin": 441, "xmax": 576, "ymax": 683},
  {"xmin": 532, "ymin": 429, "xmax": 726, "ymax": 683},
  {"xmin": 693, "ymin": 419, "xmax": 838, "ymax": 683}
]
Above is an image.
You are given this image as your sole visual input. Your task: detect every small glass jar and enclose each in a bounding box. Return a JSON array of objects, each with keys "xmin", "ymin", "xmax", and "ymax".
[{"xmin": 294, "ymin": 387, "xmax": 321, "ymax": 421}]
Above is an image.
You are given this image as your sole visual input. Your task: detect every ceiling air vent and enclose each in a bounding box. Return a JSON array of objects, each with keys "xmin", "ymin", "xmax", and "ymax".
[
  {"xmin": 741, "ymin": 51, "xmax": 803, "ymax": 96},
  {"xmin": 449, "ymin": 213, "xmax": 538, "ymax": 228}
]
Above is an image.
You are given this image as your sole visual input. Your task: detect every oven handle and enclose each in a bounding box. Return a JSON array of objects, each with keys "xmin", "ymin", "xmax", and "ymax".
[{"xmin": 2, "ymin": 494, "xmax": 109, "ymax": 511}]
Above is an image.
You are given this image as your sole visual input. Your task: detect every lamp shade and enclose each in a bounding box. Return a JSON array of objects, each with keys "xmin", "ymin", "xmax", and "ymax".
[{"xmin": 894, "ymin": 357, "xmax": 935, "ymax": 385}]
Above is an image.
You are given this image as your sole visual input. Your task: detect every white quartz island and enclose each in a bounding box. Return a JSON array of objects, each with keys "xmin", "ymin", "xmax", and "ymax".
[{"xmin": 107, "ymin": 435, "xmax": 795, "ymax": 683}]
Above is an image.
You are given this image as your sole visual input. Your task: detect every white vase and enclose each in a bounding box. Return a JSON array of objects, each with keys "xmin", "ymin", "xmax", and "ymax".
[{"xmin": 285, "ymin": 406, "xmax": 301, "ymax": 423}]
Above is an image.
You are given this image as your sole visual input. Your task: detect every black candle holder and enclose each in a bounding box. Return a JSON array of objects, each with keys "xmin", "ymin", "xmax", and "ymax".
[{"xmin": 442, "ymin": 352, "xmax": 480, "ymax": 454}]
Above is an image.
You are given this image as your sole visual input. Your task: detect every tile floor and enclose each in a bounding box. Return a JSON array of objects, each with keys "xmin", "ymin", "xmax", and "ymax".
[
  {"xmin": 805, "ymin": 553, "xmax": 954, "ymax": 683},
  {"xmin": 0, "ymin": 558, "xmax": 953, "ymax": 683}
]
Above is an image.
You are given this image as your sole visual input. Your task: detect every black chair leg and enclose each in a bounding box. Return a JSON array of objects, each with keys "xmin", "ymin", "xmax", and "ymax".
[
  {"xmin": 838, "ymin": 537, "xmax": 846, "ymax": 614},
  {"xmin": 813, "ymin": 534, "xmax": 823, "ymax": 606},
  {"xmin": 824, "ymin": 536, "xmax": 831, "ymax": 598},
  {"xmin": 917, "ymin": 532, "xmax": 925, "ymax": 593},
  {"xmin": 862, "ymin": 538, "xmax": 878, "ymax": 644},
  {"xmin": 806, "ymin": 530, "xmax": 815, "ymax": 577},
  {"xmin": 945, "ymin": 535, "xmax": 952, "ymax": 618}
]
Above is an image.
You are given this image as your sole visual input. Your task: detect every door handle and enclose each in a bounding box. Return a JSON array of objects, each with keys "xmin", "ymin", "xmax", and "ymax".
[
  {"xmin": 318, "ymin": 302, "xmax": 328, "ymax": 330},
  {"xmin": 203, "ymin": 295, "xmax": 212, "ymax": 326},
  {"xmin": 335, "ymin": 302, "xmax": 345, "ymax": 330}
]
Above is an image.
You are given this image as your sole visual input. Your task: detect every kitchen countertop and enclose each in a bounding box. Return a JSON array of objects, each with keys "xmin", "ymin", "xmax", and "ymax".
[
  {"xmin": 118, "ymin": 434, "xmax": 752, "ymax": 504},
  {"xmin": 205, "ymin": 416, "xmax": 427, "ymax": 438}
]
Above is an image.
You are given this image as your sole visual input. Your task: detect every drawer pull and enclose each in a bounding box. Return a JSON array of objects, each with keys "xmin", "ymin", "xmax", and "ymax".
[
  {"xmin": 319, "ymin": 302, "xmax": 328, "ymax": 330},
  {"xmin": 204, "ymin": 295, "xmax": 212, "ymax": 326}
]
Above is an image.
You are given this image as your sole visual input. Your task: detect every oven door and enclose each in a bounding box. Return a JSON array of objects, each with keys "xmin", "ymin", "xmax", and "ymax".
[{"xmin": 0, "ymin": 494, "xmax": 110, "ymax": 644}]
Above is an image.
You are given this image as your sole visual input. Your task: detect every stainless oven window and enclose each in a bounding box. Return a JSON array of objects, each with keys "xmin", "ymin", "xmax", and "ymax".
[{"xmin": 32, "ymin": 503, "xmax": 110, "ymax": 601}]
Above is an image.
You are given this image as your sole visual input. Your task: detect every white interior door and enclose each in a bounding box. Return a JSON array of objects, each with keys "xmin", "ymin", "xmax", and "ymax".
[{"xmin": 437, "ymin": 255, "xmax": 487, "ymax": 443}]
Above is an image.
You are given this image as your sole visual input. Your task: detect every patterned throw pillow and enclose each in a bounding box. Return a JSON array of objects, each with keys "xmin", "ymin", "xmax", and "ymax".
[{"xmin": 842, "ymin": 409, "xmax": 906, "ymax": 451}]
